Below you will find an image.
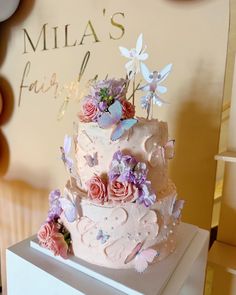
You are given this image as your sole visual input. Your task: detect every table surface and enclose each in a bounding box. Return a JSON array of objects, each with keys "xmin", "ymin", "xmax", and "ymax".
[{"xmin": 7, "ymin": 223, "xmax": 209, "ymax": 295}]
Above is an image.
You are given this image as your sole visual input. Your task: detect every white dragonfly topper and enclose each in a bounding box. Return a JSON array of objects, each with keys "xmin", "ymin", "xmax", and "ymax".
[
  {"xmin": 140, "ymin": 63, "xmax": 172, "ymax": 117},
  {"xmin": 119, "ymin": 33, "xmax": 148, "ymax": 79}
]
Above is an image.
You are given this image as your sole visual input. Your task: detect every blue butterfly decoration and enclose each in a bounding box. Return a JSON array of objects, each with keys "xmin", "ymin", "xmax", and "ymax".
[
  {"xmin": 97, "ymin": 100, "xmax": 137, "ymax": 141},
  {"xmin": 96, "ymin": 230, "xmax": 110, "ymax": 244}
]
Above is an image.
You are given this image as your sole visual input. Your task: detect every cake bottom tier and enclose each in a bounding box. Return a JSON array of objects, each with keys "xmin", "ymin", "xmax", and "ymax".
[{"xmin": 61, "ymin": 191, "xmax": 182, "ymax": 270}]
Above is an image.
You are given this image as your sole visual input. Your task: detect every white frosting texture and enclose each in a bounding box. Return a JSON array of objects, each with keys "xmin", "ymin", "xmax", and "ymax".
[{"xmin": 61, "ymin": 191, "xmax": 179, "ymax": 269}]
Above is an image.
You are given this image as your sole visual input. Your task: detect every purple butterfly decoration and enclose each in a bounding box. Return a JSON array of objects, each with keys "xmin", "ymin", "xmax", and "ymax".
[
  {"xmin": 97, "ymin": 100, "xmax": 137, "ymax": 141},
  {"xmin": 96, "ymin": 230, "xmax": 110, "ymax": 244},
  {"xmin": 84, "ymin": 152, "xmax": 98, "ymax": 167}
]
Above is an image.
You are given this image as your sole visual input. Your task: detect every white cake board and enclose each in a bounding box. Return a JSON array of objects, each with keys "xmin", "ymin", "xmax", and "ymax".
[
  {"xmin": 7, "ymin": 222, "xmax": 209, "ymax": 295},
  {"xmin": 29, "ymin": 223, "xmax": 197, "ymax": 295}
]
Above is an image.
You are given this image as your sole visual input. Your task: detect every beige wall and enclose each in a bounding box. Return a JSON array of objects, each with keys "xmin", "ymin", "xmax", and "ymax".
[{"xmin": 0, "ymin": 0, "xmax": 229, "ymax": 251}]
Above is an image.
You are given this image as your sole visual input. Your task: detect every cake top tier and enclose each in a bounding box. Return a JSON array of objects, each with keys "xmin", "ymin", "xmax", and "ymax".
[
  {"xmin": 78, "ymin": 33, "xmax": 172, "ymax": 142},
  {"xmin": 57, "ymin": 34, "xmax": 174, "ymax": 209}
]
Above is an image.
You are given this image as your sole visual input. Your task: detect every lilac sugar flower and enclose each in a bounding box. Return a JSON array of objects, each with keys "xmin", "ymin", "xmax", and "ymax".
[
  {"xmin": 98, "ymin": 101, "xmax": 108, "ymax": 112},
  {"xmin": 90, "ymin": 79, "xmax": 127, "ymax": 103},
  {"xmin": 47, "ymin": 189, "xmax": 63, "ymax": 222},
  {"xmin": 137, "ymin": 181, "xmax": 156, "ymax": 207},
  {"xmin": 109, "ymin": 151, "xmax": 137, "ymax": 182},
  {"xmin": 109, "ymin": 78, "xmax": 127, "ymax": 100},
  {"xmin": 133, "ymin": 162, "xmax": 148, "ymax": 185}
]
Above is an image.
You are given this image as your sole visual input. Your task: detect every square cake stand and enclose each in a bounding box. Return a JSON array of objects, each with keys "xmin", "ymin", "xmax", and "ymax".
[{"xmin": 6, "ymin": 223, "xmax": 209, "ymax": 295}]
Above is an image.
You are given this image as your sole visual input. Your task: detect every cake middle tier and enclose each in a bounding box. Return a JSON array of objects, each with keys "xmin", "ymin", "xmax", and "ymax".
[{"xmin": 76, "ymin": 118, "xmax": 172, "ymax": 195}]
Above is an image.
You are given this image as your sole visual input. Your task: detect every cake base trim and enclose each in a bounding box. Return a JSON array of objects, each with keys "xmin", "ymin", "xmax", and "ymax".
[{"xmin": 31, "ymin": 223, "xmax": 198, "ymax": 295}]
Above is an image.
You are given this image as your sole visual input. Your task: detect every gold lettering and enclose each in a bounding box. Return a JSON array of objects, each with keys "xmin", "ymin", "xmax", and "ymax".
[
  {"xmin": 109, "ymin": 12, "xmax": 125, "ymax": 40},
  {"xmin": 53, "ymin": 26, "xmax": 59, "ymax": 49},
  {"xmin": 78, "ymin": 51, "xmax": 90, "ymax": 82},
  {"xmin": 18, "ymin": 61, "xmax": 31, "ymax": 106},
  {"xmin": 64, "ymin": 24, "xmax": 77, "ymax": 47},
  {"xmin": 79, "ymin": 20, "xmax": 100, "ymax": 45},
  {"xmin": 18, "ymin": 61, "xmax": 59, "ymax": 106},
  {"xmin": 57, "ymin": 51, "xmax": 91, "ymax": 120},
  {"xmin": 23, "ymin": 23, "xmax": 48, "ymax": 54}
]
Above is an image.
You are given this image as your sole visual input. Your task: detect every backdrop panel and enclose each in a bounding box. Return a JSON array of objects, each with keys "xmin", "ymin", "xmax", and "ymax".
[{"xmin": 0, "ymin": 0, "xmax": 229, "ymax": 229}]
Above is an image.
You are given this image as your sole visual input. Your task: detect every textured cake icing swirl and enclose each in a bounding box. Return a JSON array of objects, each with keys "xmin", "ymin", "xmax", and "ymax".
[
  {"xmin": 61, "ymin": 190, "xmax": 179, "ymax": 269},
  {"xmin": 76, "ymin": 117, "xmax": 171, "ymax": 195}
]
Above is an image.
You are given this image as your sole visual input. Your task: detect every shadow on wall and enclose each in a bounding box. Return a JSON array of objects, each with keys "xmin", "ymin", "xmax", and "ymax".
[
  {"xmin": 170, "ymin": 62, "xmax": 223, "ymax": 230},
  {"xmin": 0, "ymin": 0, "xmax": 36, "ymax": 175}
]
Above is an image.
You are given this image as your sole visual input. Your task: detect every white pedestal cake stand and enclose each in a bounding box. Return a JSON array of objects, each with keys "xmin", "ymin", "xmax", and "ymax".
[{"xmin": 6, "ymin": 223, "xmax": 209, "ymax": 295}]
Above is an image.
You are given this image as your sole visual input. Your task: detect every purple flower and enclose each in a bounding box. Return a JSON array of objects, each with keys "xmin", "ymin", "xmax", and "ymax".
[
  {"xmin": 108, "ymin": 150, "xmax": 156, "ymax": 207},
  {"xmin": 133, "ymin": 162, "xmax": 148, "ymax": 185},
  {"xmin": 47, "ymin": 189, "xmax": 63, "ymax": 222},
  {"xmin": 90, "ymin": 79, "xmax": 127, "ymax": 102},
  {"xmin": 137, "ymin": 182, "xmax": 156, "ymax": 207},
  {"xmin": 98, "ymin": 101, "xmax": 108, "ymax": 112},
  {"xmin": 109, "ymin": 151, "xmax": 137, "ymax": 182}
]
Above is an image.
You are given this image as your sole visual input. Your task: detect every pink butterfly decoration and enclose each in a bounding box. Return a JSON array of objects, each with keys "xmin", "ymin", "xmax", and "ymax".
[
  {"xmin": 135, "ymin": 248, "xmax": 157, "ymax": 273},
  {"xmin": 163, "ymin": 139, "xmax": 175, "ymax": 160},
  {"xmin": 124, "ymin": 241, "xmax": 144, "ymax": 264},
  {"xmin": 124, "ymin": 241, "xmax": 158, "ymax": 273}
]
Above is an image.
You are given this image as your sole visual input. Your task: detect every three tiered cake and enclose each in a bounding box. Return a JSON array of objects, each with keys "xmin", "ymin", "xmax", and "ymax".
[{"xmin": 37, "ymin": 34, "xmax": 184, "ymax": 273}]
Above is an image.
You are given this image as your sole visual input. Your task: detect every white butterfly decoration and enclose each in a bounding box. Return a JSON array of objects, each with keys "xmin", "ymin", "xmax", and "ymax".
[
  {"xmin": 124, "ymin": 241, "xmax": 158, "ymax": 273},
  {"xmin": 59, "ymin": 189, "xmax": 77, "ymax": 223},
  {"xmin": 140, "ymin": 63, "xmax": 172, "ymax": 118},
  {"xmin": 119, "ymin": 33, "xmax": 148, "ymax": 79},
  {"xmin": 60, "ymin": 135, "xmax": 74, "ymax": 171},
  {"xmin": 60, "ymin": 135, "xmax": 82, "ymax": 186},
  {"xmin": 170, "ymin": 197, "xmax": 185, "ymax": 220},
  {"xmin": 145, "ymin": 135, "xmax": 175, "ymax": 167}
]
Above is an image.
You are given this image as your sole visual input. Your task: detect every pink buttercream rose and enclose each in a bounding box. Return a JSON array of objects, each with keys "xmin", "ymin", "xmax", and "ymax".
[
  {"xmin": 108, "ymin": 181, "xmax": 139, "ymax": 203},
  {"xmin": 121, "ymin": 99, "xmax": 135, "ymax": 119},
  {"xmin": 37, "ymin": 222, "xmax": 57, "ymax": 247},
  {"xmin": 86, "ymin": 175, "xmax": 108, "ymax": 204},
  {"xmin": 37, "ymin": 222, "xmax": 68, "ymax": 259},
  {"xmin": 79, "ymin": 97, "xmax": 100, "ymax": 122},
  {"xmin": 47, "ymin": 232, "xmax": 68, "ymax": 259}
]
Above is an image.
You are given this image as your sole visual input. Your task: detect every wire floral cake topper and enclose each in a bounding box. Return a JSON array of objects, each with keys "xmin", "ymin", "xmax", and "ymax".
[
  {"xmin": 79, "ymin": 33, "xmax": 172, "ymax": 141},
  {"xmin": 119, "ymin": 33, "xmax": 172, "ymax": 119}
]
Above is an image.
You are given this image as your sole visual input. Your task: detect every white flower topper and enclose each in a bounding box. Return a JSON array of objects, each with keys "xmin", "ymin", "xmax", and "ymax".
[
  {"xmin": 119, "ymin": 34, "xmax": 172, "ymax": 119},
  {"xmin": 119, "ymin": 33, "xmax": 148, "ymax": 79}
]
